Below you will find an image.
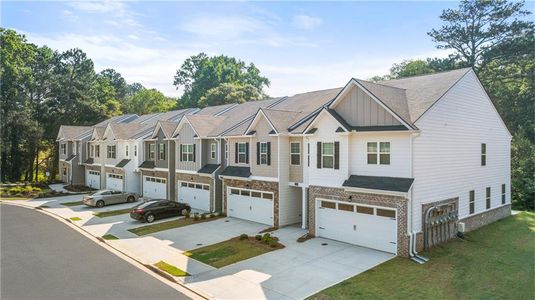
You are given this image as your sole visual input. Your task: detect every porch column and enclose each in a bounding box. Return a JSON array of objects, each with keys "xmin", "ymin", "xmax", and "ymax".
[{"xmin": 301, "ymin": 186, "xmax": 308, "ymax": 229}]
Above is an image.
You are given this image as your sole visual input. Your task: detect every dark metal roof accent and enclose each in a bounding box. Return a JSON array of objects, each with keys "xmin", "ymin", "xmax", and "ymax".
[
  {"xmin": 246, "ymin": 130, "xmax": 256, "ymax": 136},
  {"xmin": 335, "ymin": 127, "xmax": 345, "ymax": 133},
  {"xmin": 268, "ymin": 129, "xmax": 276, "ymax": 135},
  {"xmin": 84, "ymin": 158, "xmax": 94, "ymax": 164},
  {"xmin": 353, "ymin": 125, "xmax": 408, "ymax": 132},
  {"xmin": 326, "ymin": 109, "xmax": 351, "ymax": 131},
  {"xmin": 115, "ymin": 159, "xmax": 131, "ymax": 168},
  {"xmin": 65, "ymin": 155, "xmax": 76, "ymax": 162},
  {"xmin": 220, "ymin": 166, "xmax": 251, "ymax": 178},
  {"xmin": 138, "ymin": 160, "xmax": 155, "ymax": 169},
  {"xmin": 198, "ymin": 164, "xmax": 220, "ymax": 174},
  {"xmin": 343, "ymin": 175, "xmax": 414, "ymax": 193},
  {"xmin": 305, "ymin": 128, "xmax": 317, "ymax": 134}
]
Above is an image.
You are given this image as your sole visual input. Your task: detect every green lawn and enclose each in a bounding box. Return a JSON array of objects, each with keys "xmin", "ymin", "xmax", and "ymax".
[
  {"xmin": 102, "ymin": 234, "xmax": 119, "ymax": 240},
  {"xmin": 185, "ymin": 236, "xmax": 284, "ymax": 268},
  {"xmin": 155, "ymin": 261, "xmax": 189, "ymax": 277},
  {"xmin": 61, "ymin": 201, "xmax": 84, "ymax": 207},
  {"xmin": 94, "ymin": 208, "xmax": 132, "ymax": 218},
  {"xmin": 128, "ymin": 216, "xmax": 222, "ymax": 236},
  {"xmin": 309, "ymin": 212, "xmax": 535, "ymax": 300}
]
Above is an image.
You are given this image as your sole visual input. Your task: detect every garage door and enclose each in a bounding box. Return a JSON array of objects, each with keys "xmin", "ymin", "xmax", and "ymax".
[
  {"xmin": 143, "ymin": 176, "xmax": 167, "ymax": 199},
  {"xmin": 86, "ymin": 170, "xmax": 100, "ymax": 189},
  {"xmin": 178, "ymin": 182, "xmax": 210, "ymax": 211},
  {"xmin": 106, "ymin": 173, "xmax": 124, "ymax": 191},
  {"xmin": 227, "ymin": 188, "xmax": 273, "ymax": 226},
  {"xmin": 316, "ymin": 199, "xmax": 397, "ymax": 254}
]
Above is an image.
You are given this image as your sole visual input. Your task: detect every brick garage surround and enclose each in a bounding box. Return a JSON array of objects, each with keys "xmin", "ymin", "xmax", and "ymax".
[
  {"xmin": 104, "ymin": 166, "xmax": 124, "ymax": 176},
  {"xmin": 419, "ymin": 197, "xmax": 459, "ymax": 251},
  {"xmin": 84, "ymin": 164, "xmax": 100, "ymax": 172},
  {"xmin": 175, "ymin": 172, "xmax": 214, "ymax": 210},
  {"xmin": 461, "ymin": 204, "xmax": 511, "ymax": 232},
  {"xmin": 307, "ymin": 185, "xmax": 409, "ymax": 257},
  {"xmin": 222, "ymin": 178, "xmax": 279, "ymax": 227}
]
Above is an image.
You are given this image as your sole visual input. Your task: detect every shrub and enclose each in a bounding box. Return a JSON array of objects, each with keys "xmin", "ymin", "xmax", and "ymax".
[
  {"xmin": 239, "ymin": 234, "xmax": 248, "ymax": 240},
  {"xmin": 193, "ymin": 213, "xmax": 200, "ymax": 221},
  {"xmin": 261, "ymin": 233, "xmax": 272, "ymax": 244},
  {"xmin": 268, "ymin": 239, "xmax": 278, "ymax": 248},
  {"xmin": 255, "ymin": 234, "xmax": 262, "ymax": 241},
  {"xmin": 201, "ymin": 213, "xmax": 206, "ymax": 220},
  {"xmin": 183, "ymin": 211, "xmax": 190, "ymax": 219},
  {"xmin": 220, "ymin": 212, "xmax": 227, "ymax": 217},
  {"xmin": 210, "ymin": 213, "xmax": 216, "ymax": 218}
]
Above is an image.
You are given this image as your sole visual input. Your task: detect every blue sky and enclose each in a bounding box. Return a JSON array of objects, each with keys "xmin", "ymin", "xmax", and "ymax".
[{"xmin": 3, "ymin": 1, "xmax": 462, "ymax": 97}]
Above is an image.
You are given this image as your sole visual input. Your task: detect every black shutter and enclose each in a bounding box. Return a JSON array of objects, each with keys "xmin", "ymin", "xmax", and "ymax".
[
  {"xmin": 245, "ymin": 142, "xmax": 249, "ymax": 164},
  {"xmin": 179, "ymin": 144, "xmax": 182, "ymax": 161},
  {"xmin": 193, "ymin": 144, "xmax": 196, "ymax": 162},
  {"xmin": 235, "ymin": 143, "xmax": 238, "ymax": 163},
  {"xmin": 256, "ymin": 142, "xmax": 260, "ymax": 165},
  {"xmin": 267, "ymin": 142, "xmax": 271, "ymax": 165},
  {"xmin": 334, "ymin": 141, "xmax": 340, "ymax": 169},
  {"xmin": 317, "ymin": 142, "xmax": 322, "ymax": 169}
]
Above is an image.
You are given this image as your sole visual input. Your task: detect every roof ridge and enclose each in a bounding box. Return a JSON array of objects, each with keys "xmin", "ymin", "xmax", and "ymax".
[
  {"xmin": 378, "ymin": 67, "xmax": 472, "ymax": 83},
  {"xmin": 354, "ymin": 78, "xmax": 407, "ymax": 90},
  {"xmin": 262, "ymin": 108, "xmax": 302, "ymax": 113},
  {"xmin": 290, "ymin": 87, "xmax": 343, "ymax": 97}
]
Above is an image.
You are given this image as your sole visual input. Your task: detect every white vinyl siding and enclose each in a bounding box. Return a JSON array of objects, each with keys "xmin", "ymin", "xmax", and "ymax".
[{"xmin": 411, "ymin": 71, "xmax": 511, "ymax": 232}]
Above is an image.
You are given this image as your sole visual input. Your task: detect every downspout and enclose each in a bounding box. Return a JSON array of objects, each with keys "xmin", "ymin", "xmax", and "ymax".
[{"xmin": 409, "ymin": 132, "xmax": 428, "ymax": 264}]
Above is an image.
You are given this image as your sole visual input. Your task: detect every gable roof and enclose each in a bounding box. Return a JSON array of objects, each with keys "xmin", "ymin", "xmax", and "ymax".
[
  {"xmin": 195, "ymin": 103, "xmax": 237, "ymax": 116},
  {"xmin": 184, "ymin": 115, "xmax": 228, "ymax": 137},
  {"xmin": 56, "ymin": 125, "xmax": 93, "ymax": 141},
  {"xmin": 152, "ymin": 120, "xmax": 178, "ymax": 139},
  {"xmin": 247, "ymin": 108, "xmax": 302, "ymax": 134}
]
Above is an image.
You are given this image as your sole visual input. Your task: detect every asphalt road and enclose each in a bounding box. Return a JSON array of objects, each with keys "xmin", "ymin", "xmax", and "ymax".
[{"xmin": 0, "ymin": 204, "xmax": 192, "ymax": 300}]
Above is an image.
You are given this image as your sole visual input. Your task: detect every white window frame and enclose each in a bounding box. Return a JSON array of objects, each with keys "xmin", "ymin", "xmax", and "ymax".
[
  {"xmin": 107, "ymin": 145, "xmax": 116, "ymax": 159},
  {"xmin": 367, "ymin": 142, "xmax": 390, "ymax": 165},
  {"xmin": 225, "ymin": 144, "xmax": 228, "ymax": 161},
  {"xmin": 149, "ymin": 144, "xmax": 155, "ymax": 160},
  {"xmin": 125, "ymin": 145, "xmax": 129, "ymax": 157},
  {"xmin": 211, "ymin": 143, "xmax": 216, "ymax": 159},
  {"xmin": 61, "ymin": 143, "xmax": 66, "ymax": 155},
  {"xmin": 501, "ymin": 184, "xmax": 506, "ymax": 204},
  {"xmin": 481, "ymin": 143, "xmax": 487, "ymax": 166},
  {"xmin": 158, "ymin": 143, "xmax": 166, "ymax": 160},
  {"xmin": 259, "ymin": 142, "xmax": 268, "ymax": 165},
  {"xmin": 95, "ymin": 145, "xmax": 100, "ymax": 158},
  {"xmin": 290, "ymin": 142, "xmax": 301, "ymax": 166},
  {"xmin": 486, "ymin": 187, "xmax": 491, "ymax": 209},
  {"xmin": 322, "ymin": 142, "xmax": 334, "ymax": 169},
  {"xmin": 181, "ymin": 144, "xmax": 194, "ymax": 162},
  {"xmin": 134, "ymin": 145, "xmax": 137, "ymax": 157},
  {"xmin": 90, "ymin": 145, "xmax": 94, "ymax": 158},
  {"xmin": 469, "ymin": 190, "xmax": 475, "ymax": 214},
  {"xmin": 238, "ymin": 143, "xmax": 247, "ymax": 164},
  {"xmin": 73, "ymin": 142, "xmax": 77, "ymax": 155}
]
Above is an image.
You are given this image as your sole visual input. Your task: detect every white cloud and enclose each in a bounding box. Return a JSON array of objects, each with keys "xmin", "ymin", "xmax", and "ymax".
[
  {"xmin": 68, "ymin": 1, "xmax": 141, "ymax": 28},
  {"xmin": 292, "ymin": 14, "xmax": 323, "ymax": 30},
  {"xmin": 61, "ymin": 10, "xmax": 79, "ymax": 21}
]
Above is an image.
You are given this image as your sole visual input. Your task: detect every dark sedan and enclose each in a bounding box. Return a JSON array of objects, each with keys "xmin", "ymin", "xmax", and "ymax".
[{"xmin": 129, "ymin": 200, "xmax": 191, "ymax": 223}]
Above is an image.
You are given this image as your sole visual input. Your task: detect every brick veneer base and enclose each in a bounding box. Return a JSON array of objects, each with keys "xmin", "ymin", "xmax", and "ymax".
[
  {"xmin": 222, "ymin": 179, "xmax": 279, "ymax": 227},
  {"xmin": 461, "ymin": 204, "xmax": 511, "ymax": 232},
  {"xmin": 176, "ymin": 172, "xmax": 214, "ymax": 211},
  {"xmin": 307, "ymin": 185, "xmax": 409, "ymax": 257}
]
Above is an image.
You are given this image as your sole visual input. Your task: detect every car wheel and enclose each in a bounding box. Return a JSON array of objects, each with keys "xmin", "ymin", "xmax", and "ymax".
[
  {"xmin": 145, "ymin": 214, "xmax": 155, "ymax": 223},
  {"xmin": 127, "ymin": 196, "xmax": 134, "ymax": 203},
  {"xmin": 96, "ymin": 200, "xmax": 105, "ymax": 208}
]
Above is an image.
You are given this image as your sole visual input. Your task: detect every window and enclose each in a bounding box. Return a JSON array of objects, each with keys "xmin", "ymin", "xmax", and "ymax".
[
  {"xmin": 95, "ymin": 145, "xmax": 100, "ymax": 158},
  {"xmin": 149, "ymin": 144, "xmax": 155, "ymax": 160},
  {"xmin": 262, "ymin": 193, "xmax": 273, "ymax": 200},
  {"xmin": 338, "ymin": 203, "xmax": 354, "ymax": 212},
  {"xmin": 321, "ymin": 201, "xmax": 336, "ymax": 209},
  {"xmin": 181, "ymin": 182, "xmax": 187, "ymax": 187},
  {"xmin": 322, "ymin": 142, "xmax": 334, "ymax": 168},
  {"xmin": 290, "ymin": 142, "xmax": 301, "ymax": 165},
  {"xmin": 469, "ymin": 190, "xmax": 475, "ymax": 214},
  {"xmin": 251, "ymin": 191, "xmax": 261, "ymax": 198},
  {"xmin": 125, "ymin": 145, "xmax": 129, "ymax": 157},
  {"xmin": 63, "ymin": 168, "xmax": 67, "ymax": 175},
  {"xmin": 134, "ymin": 145, "xmax": 137, "ymax": 157},
  {"xmin": 61, "ymin": 144, "xmax": 66, "ymax": 155},
  {"xmin": 230, "ymin": 189, "xmax": 240, "ymax": 195},
  {"xmin": 481, "ymin": 143, "xmax": 486, "ymax": 166},
  {"xmin": 356, "ymin": 206, "xmax": 374, "ymax": 215},
  {"xmin": 376, "ymin": 209, "xmax": 396, "ymax": 218},
  {"xmin": 181, "ymin": 144, "xmax": 194, "ymax": 161},
  {"xmin": 225, "ymin": 144, "xmax": 228, "ymax": 161},
  {"xmin": 107, "ymin": 145, "xmax": 116, "ymax": 159},
  {"xmin": 307, "ymin": 143, "xmax": 310, "ymax": 167},
  {"xmin": 486, "ymin": 187, "xmax": 491, "ymax": 209},
  {"xmin": 501, "ymin": 184, "xmax": 506, "ymax": 204},
  {"xmin": 241, "ymin": 190, "xmax": 250, "ymax": 197},
  {"xmin": 238, "ymin": 143, "xmax": 247, "ymax": 164},
  {"xmin": 379, "ymin": 142, "xmax": 390, "ymax": 165},
  {"xmin": 367, "ymin": 142, "xmax": 377, "ymax": 164},
  {"xmin": 158, "ymin": 143, "xmax": 166, "ymax": 160},
  {"xmin": 90, "ymin": 145, "xmax": 94, "ymax": 157},
  {"xmin": 259, "ymin": 142, "xmax": 268, "ymax": 164},
  {"xmin": 73, "ymin": 142, "xmax": 77, "ymax": 154},
  {"xmin": 210, "ymin": 143, "xmax": 216, "ymax": 159}
]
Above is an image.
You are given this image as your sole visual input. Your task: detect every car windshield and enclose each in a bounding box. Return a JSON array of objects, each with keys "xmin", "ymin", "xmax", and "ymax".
[
  {"xmin": 92, "ymin": 190, "xmax": 110, "ymax": 196},
  {"xmin": 137, "ymin": 201, "xmax": 159, "ymax": 209}
]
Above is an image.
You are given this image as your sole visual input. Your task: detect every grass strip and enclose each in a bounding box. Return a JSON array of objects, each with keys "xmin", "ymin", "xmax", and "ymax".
[
  {"xmin": 154, "ymin": 261, "xmax": 189, "ymax": 277},
  {"xmin": 128, "ymin": 216, "xmax": 222, "ymax": 236},
  {"xmin": 102, "ymin": 234, "xmax": 119, "ymax": 240},
  {"xmin": 61, "ymin": 201, "xmax": 84, "ymax": 206},
  {"xmin": 185, "ymin": 236, "xmax": 284, "ymax": 268},
  {"xmin": 94, "ymin": 208, "xmax": 132, "ymax": 218}
]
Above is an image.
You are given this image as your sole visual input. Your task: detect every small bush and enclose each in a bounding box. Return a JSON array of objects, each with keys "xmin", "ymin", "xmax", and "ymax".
[
  {"xmin": 220, "ymin": 212, "xmax": 227, "ymax": 217},
  {"xmin": 268, "ymin": 239, "xmax": 278, "ymax": 248},
  {"xmin": 210, "ymin": 213, "xmax": 216, "ymax": 218},
  {"xmin": 193, "ymin": 213, "xmax": 200, "ymax": 221},
  {"xmin": 255, "ymin": 234, "xmax": 262, "ymax": 241},
  {"xmin": 239, "ymin": 234, "xmax": 248, "ymax": 240},
  {"xmin": 261, "ymin": 233, "xmax": 272, "ymax": 244},
  {"xmin": 201, "ymin": 213, "xmax": 207, "ymax": 220},
  {"xmin": 184, "ymin": 211, "xmax": 190, "ymax": 219}
]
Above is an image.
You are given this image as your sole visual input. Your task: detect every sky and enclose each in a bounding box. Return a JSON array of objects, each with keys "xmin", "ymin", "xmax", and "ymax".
[{"xmin": 2, "ymin": 1, "xmax": 462, "ymax": 98}]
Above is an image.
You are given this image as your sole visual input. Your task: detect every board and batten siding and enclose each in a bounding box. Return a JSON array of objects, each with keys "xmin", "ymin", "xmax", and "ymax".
[
  {"xmin": 348, "ymin": 131, "xmax": 411, "ymax": 178},
  {"xmin": 289, "ymin": 137, "xmax": 304, "ymax": 183},
  {"xmin": 334, "ymin": 85, "xmax": 402, "ymax": 127},
  {"xmin": 175, "ymin": 123, "xmax": 200, "ymax": 171},
  {"xmin": 251, "ymin": 116, "xmax": 278, "ymax": 178},
  {"xmin": 307, "ymin": 113, "xmax": 349, "ymax": 187},
  {"xmin": 411, "ymin": 70, "xmax": 511, "ymax": 233},
  {"xmin": 154, "ymin": 129, "xmax": 169, "ymax": 169}
]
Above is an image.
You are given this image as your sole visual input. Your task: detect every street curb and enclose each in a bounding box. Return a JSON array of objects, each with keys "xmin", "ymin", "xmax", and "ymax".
[{"xmin": 1, "ymin": 201, "xmax": 211, "ymax": 300}]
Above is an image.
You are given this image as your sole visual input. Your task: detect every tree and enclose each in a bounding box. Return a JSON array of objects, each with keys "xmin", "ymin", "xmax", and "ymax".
[
  {"xmin": 174, "ymin": 53, "xmax": 270, "ymax": 108},
  {"xmin": 199, "ymin": 83, "xmax": 264, "ymax": 107},
  {"xmin": 428, "ymin": 0, "xmax": 531, "ymax": 68},
  {"xmin": 370, "ymin": 55, "xmax": 467, "ymax": 81},
  {"xmin": 123, "ymin": 88, "xmax": 175, "ymax": 115},
  {"xmin": 98, "ymin": 68, "xmax": 128, "ymax": 101}
]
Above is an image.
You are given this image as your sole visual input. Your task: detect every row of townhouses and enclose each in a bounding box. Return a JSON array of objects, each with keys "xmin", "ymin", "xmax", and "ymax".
[{"xmin": 57, "ymin": 68, "xmax": 511, "ymax": 257}]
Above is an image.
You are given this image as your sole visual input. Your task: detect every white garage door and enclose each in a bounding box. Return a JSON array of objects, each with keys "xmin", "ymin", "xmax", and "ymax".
[
  {"xmin": 316, "ymin": 199, "xmax": 397, "ymax": 254},
  {"xmin": 106, "ymin": 173, "xmax": 124, "ymax": 191},
  {"xmin": 143, "ymin": 176, "xmax": 167, "ymax": 199},
  {"xmin": 227, "ymin": 188, "xmax": 273, "ymax": 226},
  {"xmin": 178, "ymin": 182, "xmax": 210, "ymax": 211},
  {"xmin": 86, "ymin": 170, "xmax": 100, "ymax": 189}
]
